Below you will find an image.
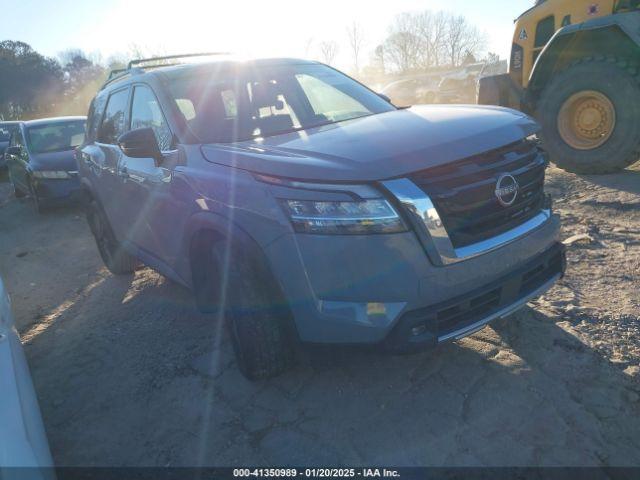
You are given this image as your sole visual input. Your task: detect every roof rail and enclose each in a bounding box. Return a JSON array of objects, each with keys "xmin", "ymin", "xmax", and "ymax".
[
  {"xmin": 101, "ymin": 52, "xmax": 230, "ymax": 91},
  {"xmin": 106, "ymin": 68, "xmax": 127, "ymax": 81},
  {"xmin": 100, "ymin": 67, "xmax": 145, "ymax": 90},
  {"xmin": 127, "ymin": 52, "xmax": 230, "ymax": 69}
]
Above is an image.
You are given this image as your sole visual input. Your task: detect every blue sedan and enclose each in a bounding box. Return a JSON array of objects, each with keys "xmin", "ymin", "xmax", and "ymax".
[{"xmin": 5, "ymin": 116, "xmax": 86, "ymax": 213}]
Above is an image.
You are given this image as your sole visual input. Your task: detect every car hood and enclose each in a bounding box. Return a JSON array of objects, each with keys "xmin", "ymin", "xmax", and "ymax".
[
  {"xmin": 201, "ymin": 105, "xmax": 539, "ymax": 182},
  {"xmin": 30, "ymin": 149, "xmax": 77, "ymax": 172}
]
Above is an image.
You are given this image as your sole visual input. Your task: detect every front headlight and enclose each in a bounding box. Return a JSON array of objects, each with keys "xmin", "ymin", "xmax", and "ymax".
[
  {"xmin": 33, "ymin": 171, "xmax": 70, "ymax": 179},
  {"xmin": 281, "ymin": 198, "xmax": 407, "ymax": 234}
]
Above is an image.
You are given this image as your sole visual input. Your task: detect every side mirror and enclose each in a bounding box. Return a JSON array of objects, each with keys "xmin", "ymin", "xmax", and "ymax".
[
  {"xmin": 5, "ymin": 146, "xmax": 21, "ymax": 157},
  {"xmin": 378, "ymin": 93, "xmax": 392, "ymax": 103},
  {"xmin": 117, "ymin": 128, "xmax": 162, "ymax": 165}
]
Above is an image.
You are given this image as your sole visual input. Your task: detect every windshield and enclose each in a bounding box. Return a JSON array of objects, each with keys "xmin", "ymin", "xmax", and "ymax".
[
  {"xmin": 26, "ymin": 121, "xmax": 86, "ymax": 154},
  {"xmin": 167, "ymin": 63, "xmax": 396, "ymax": 143},
  {"xmin": 0, "ymin": 124, "xmax": 19, "ymax": 142}
]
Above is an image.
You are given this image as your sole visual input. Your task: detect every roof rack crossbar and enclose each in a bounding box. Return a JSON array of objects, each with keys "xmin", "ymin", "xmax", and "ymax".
[
  {"xmin": 101, "ymin": 52, "xmax": 230, "ymax": 91},
  {"xmin": 127, "ymin": 52, "xmax": 229, "ymax": 69}
]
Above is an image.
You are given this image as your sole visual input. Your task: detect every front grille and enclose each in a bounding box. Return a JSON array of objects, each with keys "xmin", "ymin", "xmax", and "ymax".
[{"xmin": 410, "ymin": 139, "xmax": 547, "ymax": 248}]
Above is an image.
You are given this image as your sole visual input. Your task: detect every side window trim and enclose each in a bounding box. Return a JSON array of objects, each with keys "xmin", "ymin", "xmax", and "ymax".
[
  {"xmin": 97, "ymin": 86, "xmax": 131, "ymax": 145},
  {"xmin": 129, "ymin": 82, "xmax": 176, "ymax": 153}
]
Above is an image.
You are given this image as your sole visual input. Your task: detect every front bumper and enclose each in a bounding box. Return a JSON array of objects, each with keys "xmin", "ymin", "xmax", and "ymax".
[
  {"xmin": 265, "ymin": 208, "xmax": 562, "ymax": 344},
  {"xmin": 32, "ymin": 173, "xmax": 82, "ymax": 203},
  {"xmin": 384, "ymin": 242, "xmax": 565, "ymax": 351}
]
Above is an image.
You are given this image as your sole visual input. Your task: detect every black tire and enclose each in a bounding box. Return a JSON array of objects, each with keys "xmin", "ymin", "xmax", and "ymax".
[
  {"xmin": 86, "ymin": 199, "xmax": 138, "ymax": 274},
  {"xmin": 193, "ymin": 235, "xmax": 295, "ymax": 380},
  {"xmin": 28, "ymin": 180, "xmax": 43, "ymax": 214},
  {"xmin": 536, "ymin": 56, "xmax": 640, "ymax": 174}
]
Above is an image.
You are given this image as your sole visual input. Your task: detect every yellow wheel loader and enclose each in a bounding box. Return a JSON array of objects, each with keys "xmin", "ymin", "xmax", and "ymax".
[{"xmin": 478, "ymin": 0, "xmax": 640, "ymax": 174}]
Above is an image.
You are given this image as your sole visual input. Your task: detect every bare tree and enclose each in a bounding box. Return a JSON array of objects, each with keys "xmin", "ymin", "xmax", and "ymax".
[
  {"xmin": 303, "ymin": 38, "xmax": 314, "ymax": 59},
  {"xmin": 444, "ymin": 14, "xmax": 486, "ymax": 67},
  {"xmin": 417, "ymin": 10, "xmax": 448, "ymax": 68},
  {"xmin": 363, "ymin": 44, "xmax": 387, "ymax": 77},
  {"xmin": 346, "ymin": 22, "xmax": 366, "ymax": 74},
  {"xmin": 380, "ymin": 10, "xmax": 487, "ymax": 72},
  {"xmin": 319, "ymin": 40, "xmax": 339, "ymax": 65},
  {"xmin": 383, "ymin": 13, "xmax": 424, "ymax": 73}
]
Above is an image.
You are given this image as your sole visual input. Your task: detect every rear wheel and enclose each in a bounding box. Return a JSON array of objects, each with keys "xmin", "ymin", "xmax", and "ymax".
[
  {"xmin": 193, "ymin": 235, "xmax": 295, "ymax": 380},
  {"xmin": 86, "ymin": 199, "xmax": 138, "ymax": 274},
  {"xmin": 536, "ymin": 57, "xmax": 640, "ymax": 174}
]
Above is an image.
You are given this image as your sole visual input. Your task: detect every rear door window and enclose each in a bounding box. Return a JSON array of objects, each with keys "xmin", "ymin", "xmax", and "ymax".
[{"xmin": 98, "ymin": 88, "xmax": 129, "ymax": 144}]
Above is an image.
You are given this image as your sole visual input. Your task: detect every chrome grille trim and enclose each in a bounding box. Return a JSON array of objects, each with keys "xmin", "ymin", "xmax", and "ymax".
[{"xmin": 382, "ymin": 178, "xmax": 551, "ymax": 265}]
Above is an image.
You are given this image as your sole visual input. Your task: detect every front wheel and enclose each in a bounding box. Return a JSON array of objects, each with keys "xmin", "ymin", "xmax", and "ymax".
[
  {"xmin": 536, "ymin": 57, "xmax": 640, "ymax": 174},
  {"xmin": 86, "ymin": 199, "xmax": 138, "ymax": 274},
  {"xmin": 194, "ymin": 237, "xmax": 295, "ymax": 380},
  {"xmin": 28, "ymin": 180, "xmax": 43, "ymax": 214}
]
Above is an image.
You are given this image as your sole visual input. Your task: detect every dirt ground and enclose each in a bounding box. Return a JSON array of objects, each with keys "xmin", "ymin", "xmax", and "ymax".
[{"xmin": 0, "ymin": 165, "xmax": 639, "ymax": 467}]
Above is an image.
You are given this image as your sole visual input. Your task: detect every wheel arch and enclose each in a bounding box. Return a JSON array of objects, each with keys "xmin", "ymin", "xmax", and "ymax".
[
  {"xmin": 184, "ymin": 212, "xmax": 290, "ymax": 312},
  {"xmin": 527, "ymin": 13, "xmax": 640, "ymax": 106}
]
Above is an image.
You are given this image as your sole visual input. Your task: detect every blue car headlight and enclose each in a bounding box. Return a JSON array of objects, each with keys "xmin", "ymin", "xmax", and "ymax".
[
  {"xmin": 281, "ymin": 198, "xmax": 407, "ymax": 234},
  {"xmin": 32, "ymin": 171, "xmax": 70, "ymax": 179}
]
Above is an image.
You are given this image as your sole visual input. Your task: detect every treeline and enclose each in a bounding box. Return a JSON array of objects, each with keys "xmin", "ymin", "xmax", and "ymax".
[
  {"xmin": 312, "ymin": 10, "xmax": 490, "ymax": 78},
  {"xmin": 380, "ymin": 11, "xmax": 487, "ymax": 73},
  {"xmin": 0, "ymin": 9, "xmax": 490, "ymax": 120},
  {"xmin": 0, "ymin": 41, "xmax": 122, "ymax": 120}
]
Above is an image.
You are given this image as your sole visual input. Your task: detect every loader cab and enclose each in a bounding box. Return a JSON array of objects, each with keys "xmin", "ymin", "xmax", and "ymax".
[{"xmin": 509, "ymin": 0, "xmax": 617, "ymax": 88}]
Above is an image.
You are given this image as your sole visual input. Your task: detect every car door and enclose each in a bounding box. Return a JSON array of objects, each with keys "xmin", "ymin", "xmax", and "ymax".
[
  {"xmin": 88, "ymin": 87, "xmax": 132, "ymax": 241},
  {"xmin": 117, "ymin": 83, "xmax": 185, "ymax": 272},
  {"xmin": 6, "ymin": 127, "xmax": 29, "ymax": 193}
]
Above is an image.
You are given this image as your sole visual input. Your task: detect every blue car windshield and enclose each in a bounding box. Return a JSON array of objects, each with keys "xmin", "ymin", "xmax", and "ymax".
[
  {"xmin": 26, "ymin": 121, "xmax": 86, "ymax": 154},
  {"xmin": 166, "ymin": 63, "xmax": 396, "ymax": 143}
]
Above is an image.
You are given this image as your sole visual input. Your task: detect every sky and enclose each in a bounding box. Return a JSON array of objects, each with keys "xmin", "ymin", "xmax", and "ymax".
[{"xmin": 0, "ymin": 0, "xmax": 533, "ymax": 69}]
